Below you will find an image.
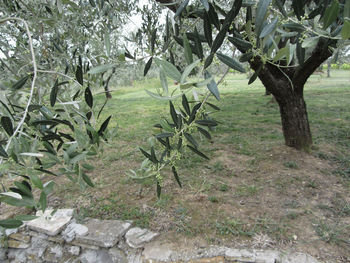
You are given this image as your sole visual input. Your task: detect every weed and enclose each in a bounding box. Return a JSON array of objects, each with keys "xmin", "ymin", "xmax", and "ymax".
[
  {"xmin": 317, "ymin": 195, "xmax": 350, "ymax": 217},
  {"xmin": 314, "ymin": 219, "xmax": 350, "ymax": 245},
  {"xmin": 83, "ymin": 196, "xmax": 153, "ymax": 228},
  {"xmin": 215, "ymin": 218, "xmax": 253, "ymax": 237},
  {"xmin": 283, "ymin": 200, "xmax": 300, "ymax": 208},
  {"xmin": 235, "ymin": 184, "xmax": 259, "ymax": 197},
  {"xmin": 283, "ymin": 161, "xmax": 299, "ymax": 169},
  {"xmin": 212, "ymin": 161, "xmax": 224, "ymax": 172},
  {"xmin": 219, "ymin": 184, "xmax": 229, "ymax": 192},
  {"xmin": 155, "ymin": 194, "xmax": 172, "ymax": 208},
  {"xmin": 306, "ymin": 180, "xmax": 318, "ymax": 188},
  {"xmin": 286, "ymin": 212, "xmax": 299, "ymax": 220},
  {"xmin": 208, "ymin": 196, "xmax": 219, "ymax": 203},
  {"xmin": 227, "ymin": 171, "xmax": 237, "ymax": 177}
]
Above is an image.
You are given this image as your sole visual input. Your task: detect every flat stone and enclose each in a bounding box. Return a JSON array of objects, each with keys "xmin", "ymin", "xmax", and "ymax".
[
  {"xmin": 25, "ymin": 236, "xmax": 49, "ymax": 258},
  {"xmin": 127, "ymin": 250, "xmax": 143, "ymax": 263},
  {"xmin": 225, "ymin": 248, "xmax": 255, "ymax": 262},
  {"xmin": 5, "ymin": 228, "xmax": 18, "ymax": 236},
  {"xmin": 109, "ymin": 247, "xmax": 128, "ymax": 263},
  {"xmin": 7, "ymin": 239, "xmax": 30, "ymax": 249},
  {"xmin": 125, "ymin": 227, "xmax": 159, "ymax": 248},
  {"xmin": 26, "ymin": 209, "xmax": 74, "ymax": 236},
  {"xmin": 71, "ymin": 240, "xmax": 99, "ymax": 250},
  {"xmin": 48, "ymin": 235, "xmax": 65, "ymax": 245},
  {"xmin": 0, "ymin": 248, "xmax": 7, "ymax": 261},
  {"xmin": 43, "ymin": 244, "xmax": 63, "ymax": 262},
  {"xmin": 80, "ymin": 248, "xmax": 113, "ymax": 263},
  {"xmin": 62, "ymin": 222, "xmax": 89, "ymax": 242},
  {"xmin": 143, "ymin": 243, "xmax": 174, "ymax": 262},
  {"xmin": 9, "ymin": 232, "xmax": 31, "ymax": 243},
  {"xmin": 67, "ymin": 245, "xmax": 81, "ymax": 256},
  {"xmin": 188, "ymin": 256, "xmax": 225, "ymax": 263},
  {"xmin": 7, "ymin": 248, "xmax": 26, "ymax": 262},
  {"xmin": 75, "ymin": 219, "xmax": 132, "ymax": 248},
  {"xmin": 27, "ymin": 230, "xmax": 48, "ymax": 239},
  {"xmin": 255, "ymin": 250, "xmax": 280, "ymax": 263},
  {"xmin": 281, "ymin": 252, "xmax": 320, "ymax": 263}
]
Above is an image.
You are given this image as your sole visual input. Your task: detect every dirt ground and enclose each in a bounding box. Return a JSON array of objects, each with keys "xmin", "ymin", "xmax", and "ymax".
[{"xmin": 2, "ymin": 142, "xmax": 349, "ymax": 263}]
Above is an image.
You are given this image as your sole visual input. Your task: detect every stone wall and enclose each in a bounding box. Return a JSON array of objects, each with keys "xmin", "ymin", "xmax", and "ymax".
[{"xmin": 0, "ymin": 209, "xmax": 320, "ymax": 263}]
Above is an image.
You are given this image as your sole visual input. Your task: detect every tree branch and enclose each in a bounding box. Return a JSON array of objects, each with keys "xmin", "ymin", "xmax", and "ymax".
[
  {"xmin": 0, "ymin": 57, "xmax": 19, "ymax": 77},
  {"xmin": 293, "ymin": 38, "xmax": 334, "ymax": 94},
  {"xmin": 154, "ymin": 0, "xmax": 178, "ymax": 13},
  {"xmin": 0, "ymin": 17, "xmax": 37, "ymax": 165}
]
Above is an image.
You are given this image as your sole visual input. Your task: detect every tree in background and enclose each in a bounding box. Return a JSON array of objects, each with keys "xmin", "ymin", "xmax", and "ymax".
[{"xmin": 152, "ymin": 0, "xmax": 350, "ymax": 150}]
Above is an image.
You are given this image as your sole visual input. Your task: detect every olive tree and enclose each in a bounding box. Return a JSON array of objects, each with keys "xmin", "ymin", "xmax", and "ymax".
[
  {"xmin": 0, "ymin": 0, "xmax": 135, "ymax": 228},
  {"xmin": 152, "ymin": 0, "xmax": 350, "ymax": 150}
]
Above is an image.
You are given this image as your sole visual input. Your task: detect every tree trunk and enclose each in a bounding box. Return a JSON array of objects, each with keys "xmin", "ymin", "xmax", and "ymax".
[
  {"xmin": 104, "ymin": 85, "xmax": 112, "ymax": 99},
  {"xmin": 103, "ymin": 67, "xmax": 116, "ymax": 99},
  {"xmin": 265, "ymin": 88, "xmax": 271, "ymax": 96},
  {"xmin": 327, "ymin": 59, "xmax": 331, "ymax": 78},
  {"xmin": 275, "ymin": 90, "xmax": 312, "ymax": 150}
]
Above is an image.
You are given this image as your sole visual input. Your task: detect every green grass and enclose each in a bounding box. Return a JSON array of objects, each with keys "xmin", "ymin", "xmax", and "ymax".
[
  {"xmin": 52, "ymin": 69, "xmax": 350, "ymax": 258},
  {"xmin": 94, "ymin": 70, "xmax": 350, "ymax": 171}
]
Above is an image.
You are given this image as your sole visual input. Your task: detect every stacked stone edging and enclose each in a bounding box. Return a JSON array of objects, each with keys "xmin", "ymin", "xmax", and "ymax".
[{"xmin": 0, "ymin": 208, "xmax": 320, "ymax": 263}]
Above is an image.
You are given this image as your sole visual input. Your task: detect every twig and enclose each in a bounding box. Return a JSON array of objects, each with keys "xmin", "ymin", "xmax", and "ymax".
[
  {"xmin": 37, "ymin": 70, "xmax": 83, "ymax": 87},
  {"xmin": 0, "ymin": 17, "xmax": 37, "ymax": 165},
  {"xmin": 0, "ymin": 57, "xmax": 19, "ymax": 77}
]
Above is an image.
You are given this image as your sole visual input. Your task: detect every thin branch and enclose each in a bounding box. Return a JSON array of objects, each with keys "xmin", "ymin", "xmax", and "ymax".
[
  {"xmin": 37, "ymin": 70, "xmax": 83, "ymax": 87},
  {"xmin": 0, "ymin": 17, "xmax": 37, "ymax": 165},
  {"xmin": 0, "ymin": 57, "xmax": 19, "ymax": 77}
]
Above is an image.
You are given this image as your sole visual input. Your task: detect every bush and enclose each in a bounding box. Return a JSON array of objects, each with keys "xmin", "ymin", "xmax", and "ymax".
[
  {"xmin": 340, "ymin": 63, "xmax": 350, "ymax": 70},
  {"xmin": 322, "ymin": 63, "xmax": 350, "ymax": 70}
]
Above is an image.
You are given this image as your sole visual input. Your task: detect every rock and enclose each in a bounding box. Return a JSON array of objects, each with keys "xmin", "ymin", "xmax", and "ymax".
[
  {"xmin": 66, "ymin": 245, "xmax": 81, "ymax": 256},
  {"xmin": 0, "ymin": 248, "xmax": 7, "ymax": 261},
  {"xmin": 197, "ymin": 246, "xmax": 227, "ymax": 259},
  {"xmin": 27, "ymin": 230, "xmax": 48, "ymax": 239},
  {"xmin": 281, "ymin": 252, "xmax": 320, "ymax": 263},
  {"xmin": 47, "ymin": 235, "xmax": 65, "ymax": 245},
  {"xmin": 225, "ymin": 248, "xmax": 255, "ymax": 262},
  {"xmin": 8, "ymin": 232, "xmax": 31, "ymax": 243},
  {"xmin": 127, "ymin": 250, "xmax": 143, "ymax": 263},
  {"xmin": 5, "ymin": 228, "xmax": 18, "ymax": 236},
  {"xmin": 25, "ymin": 236, "xmax": 49, "ymax": 259},
  {"xmin": 109, "ymin": 247, "xmax": 128, "ymax": 263},
  {"xmin": 43, "ymin": 244, "xmax": 63, "ymax": 262},
  {"xmin": 62, "ymin": 222, "xmax": 89, "ymax": 242},
  {"xmin": 188, "ymin": 256, "xmax": 225, "ymax": 263},
  {"xmin": 26, "ymin": 209, "xmax": 74, "ymax": 236},
  {"xmin": 143, "ymin": 243, "xmax": 174, "ymax": 262},
  {"xmin": 7, "ymin": 248, "xmax": 26, "ymax": 263},
  {"xmin": 80, "ymin": 248, "xmax": 113, "ymax": 263},
  {"xmin": 255, "ymin": 250, "xmax": 281, "ymax": 263},
  {"xmin": 50, "ymin": 244, "xmax": 63, "ymax": 258},
  {"xmin": 125, "ymin": 227, "xmax": 159, "ymax": 248},
  {"xmin": 71, "ymin": 240, "xmax": 99, "ymax": 250},
  {"xmin": 7, "ymin": 239, "xmax": 30, "ymax": 249},
  {"xmin": 75, "ymin": 219, "xmax": 132, "ymax": 248}
]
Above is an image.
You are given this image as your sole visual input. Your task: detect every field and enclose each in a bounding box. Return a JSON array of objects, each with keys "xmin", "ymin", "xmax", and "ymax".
[{"xmin": 3, "ymin": 70, "xmax": 350, "ymax": 262}]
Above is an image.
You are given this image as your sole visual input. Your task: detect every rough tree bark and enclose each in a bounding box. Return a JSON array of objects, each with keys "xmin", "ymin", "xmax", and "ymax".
[
  {"xmin": 249, "ymin": 39, "xmax": 334, "ymax": 150},
  {"xmin": 101, "ymin": 67, "xmax": 116, "ymax": 99},
  {"xmin": 327, "ymin": 59, "xmax": 331, "ymax": 78}
]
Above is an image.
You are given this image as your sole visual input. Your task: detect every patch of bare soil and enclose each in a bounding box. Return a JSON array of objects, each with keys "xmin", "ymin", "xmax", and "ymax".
[{"xmin": 1, "ymin": 144, "xmax": 349, "ymax": 263}]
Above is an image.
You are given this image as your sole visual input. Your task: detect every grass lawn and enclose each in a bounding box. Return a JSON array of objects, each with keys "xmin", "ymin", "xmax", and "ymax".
[{"xmin": 3, "ymin": 70, "xmax": 350, "ymax": 261}]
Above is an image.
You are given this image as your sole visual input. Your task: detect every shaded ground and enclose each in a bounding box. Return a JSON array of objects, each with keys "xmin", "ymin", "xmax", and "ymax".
[{"xmin": 1, "ymin": 71, "xmax": 350, "ymax": 263}]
